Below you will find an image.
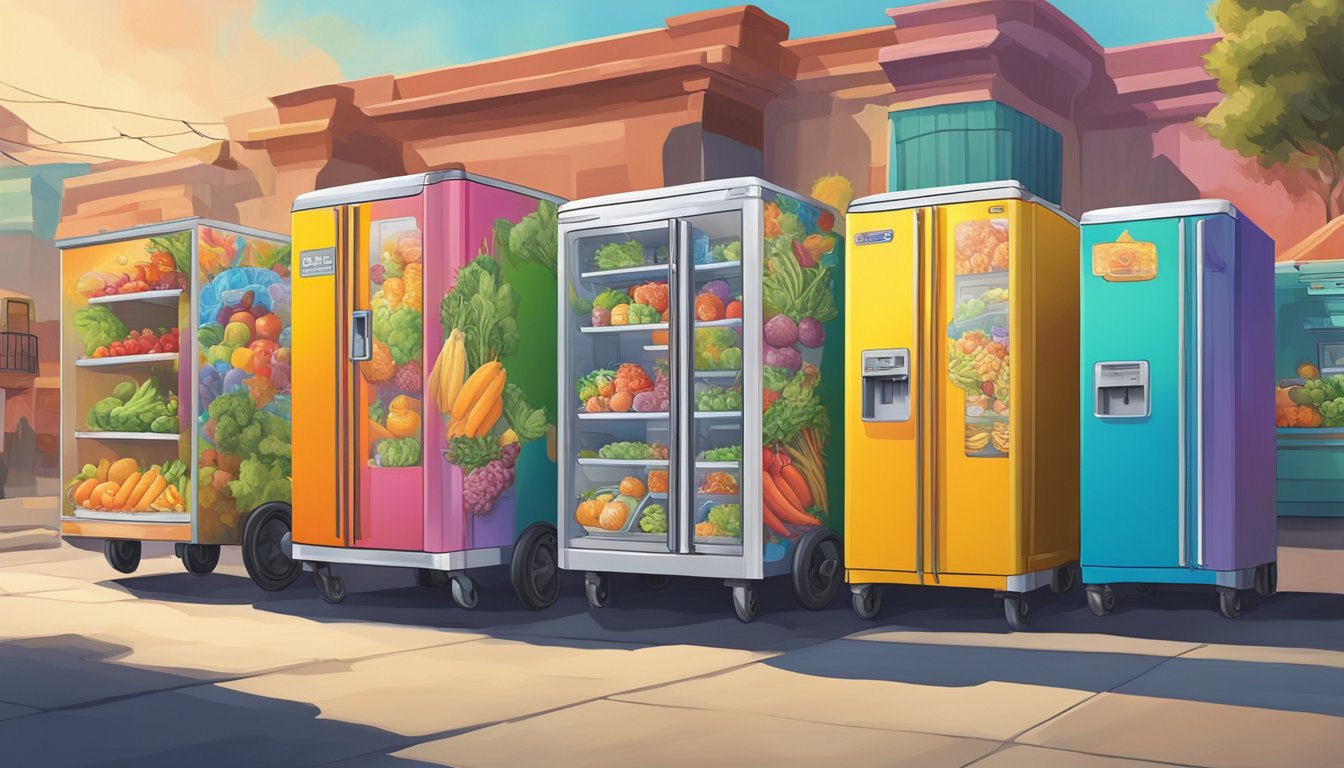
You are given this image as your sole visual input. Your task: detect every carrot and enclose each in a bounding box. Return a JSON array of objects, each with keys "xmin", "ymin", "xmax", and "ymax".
[
  {"xmin": 763, "ymin": 471, "xmax": 819, "ymax": 526},
  {"xmin": 762, "ymin": 501, "xmax": 790, "ymax": 536},
  {"xmin": 772, "ymin": 469, "xmax": 805, "ymax": 510},
  {"xmin": 778, "ymin": 464, "xmax": 813, "ymax": 508}
]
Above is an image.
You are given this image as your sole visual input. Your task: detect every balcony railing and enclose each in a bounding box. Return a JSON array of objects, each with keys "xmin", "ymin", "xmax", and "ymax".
[{"xmin": 0, "ymin": 331, "xmax": 38, "ymax": 375}]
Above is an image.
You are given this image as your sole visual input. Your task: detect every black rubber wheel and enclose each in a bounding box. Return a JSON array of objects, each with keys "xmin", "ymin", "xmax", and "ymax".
[
  {"xmin": 1086, "ymin": 584, "xmax": 1115, "ymax": 617},
  {"xmin": 103, "ymin": 540, "xmax": 141, "ymax": 574},
  {"xmin": 640, "ymin": 574, "xmax": 670, "ymax": 591},
  {"xmin": 510, "ymin": 523, "xmax": 559, "ymax": 610},
  {"xmin": 1050, "ymin": 563, "xmax": 1076, "ymax": 593},
  {"xmin": 1218, "ymin": 587, "xmax": 1241, "ymax": 619},
  {"xmin": 416, "ymin": 569, "xmax": 450, "ymax": 588},
  {"xmin": 732, "ymin": 584, "xmax": 759, "ymax": 623},
  {"xmin": 242, "ymin": 503, "xmax": 301, "ymax": 591},
  {"xmin": 181, "ymin": 544, "xmax": 220, "ymax": 575},
  {"xmin": 1254, "ymin": 563, "xmax": 1277, "ymax": 597},
  {"xmin": 791, "ymin": 528, "xmax": 843, "ymax": 610},
  {"xmin": 450, "ymin": 573, "xmax": 480, "ymax": 610},
  {"xmin": 851, "ymin": 585, "xmax": 882, "ymax": 619},
  {"xmin": 584, "ymin": 572, "xmax": 609, "ymax": 609},
  {"xmin": 1136, "ymin": 583, "xmax": 1159, "ymax": 595},
  {"xmin": 313, "ymin": 564, "xmax": 346, "ymax": 604},
  {"xmin": 1003, "ymin": 593, "xmax": 1031, "ymax": 630}
]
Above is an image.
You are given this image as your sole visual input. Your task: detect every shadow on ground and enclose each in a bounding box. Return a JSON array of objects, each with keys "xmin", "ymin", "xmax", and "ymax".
[{"xmin": 0, "ymin": 636, "xmax": 442, "ymax": 768}]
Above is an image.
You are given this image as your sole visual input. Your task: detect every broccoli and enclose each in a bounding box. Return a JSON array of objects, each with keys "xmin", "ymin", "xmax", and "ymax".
[
  {"xmin": 228, "ymin": 457, "xmax": 292, "ymax": 515},
  {"xmin": 88, "ymin": 397, "xmax": 122, "ymax": 430},
  {"xmin": 505, "ymin": 200, "xmax": 558, "ymax": 272},
  {"xmin": 593, "ymin": 240, "xmax": 645, "ymax": 270},
  {"xmin": 373, "ymin": 306, "xmax": 422, "ymax": 365}
]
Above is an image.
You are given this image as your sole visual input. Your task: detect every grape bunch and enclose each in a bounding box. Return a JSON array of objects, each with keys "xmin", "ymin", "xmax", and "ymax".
[
  {"xmin": 153, "ymin": 271, "xmax": 188, "ymax": 291},
  {"xmin": 463, "ymin": 442, "xmax": 521, "ymax": 516}
]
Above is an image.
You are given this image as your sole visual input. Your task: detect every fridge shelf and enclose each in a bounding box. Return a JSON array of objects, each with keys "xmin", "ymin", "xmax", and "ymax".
[
  {"xmin": 694, "ymin": 370, "xmax": 741, "ymax": 379},
  {"xmin": 580, "ymin": 263, "xmax": 667, "ymax": 283},
  {"xmin": 69, "ymin": 508, "xmax": 189, "ymax": 523},
  {"xmin": 87, "ymin": 289, "xmax": 183, "ymax": 308},
  {"xmin": 576, "ymin": 457, "xmax": 669, "ymax": 467},
  {"xmin": 693, "ymin": 261, "xmax": 741, "ymax": 275},
  {"xmin": 74, "ymin": 431, "xmax": 179, "ymax": 442},
  {"xmin": 75, "ymin": 352, "xmax": 178, "ymax": 369},
  {"xmin": 580, "ymin": 322, "xmax": 667, "ymax": 335},
  {"xmin": 696, "ymin": 461, "xmax": 740, "ymax": 470},
  {"xmin": 695, "ymin": 411, "xmax": 742, "ymax": 420},
  {"xmin": 695, "ymin": 318, "xmax": 742, "ymax": 329},
  {"xmin": 576, "ymin": 412, "xmax": 668, "ymax": 421},
  {"xmin": 643, "ymin": 344, "xmax": 669, "ymax": 352}
]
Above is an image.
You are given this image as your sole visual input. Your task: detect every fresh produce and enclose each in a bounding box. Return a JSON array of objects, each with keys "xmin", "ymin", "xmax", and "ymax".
[
  {"xmin": 762, "ymin": 242, "xmax": 837, "ymax": 324},
  {"xmin": 764, "ymin": 344, "xmax": 803, "ymax": 373},
  {"xmin": 609, "ymin": 390, "xmax": 634, "ymax": 412},
  {"xmin": 593, "ymin": 240, "xmax": 645, "ymax": 270},
  {"xmin": 700, "ymin": 445, "xmax": 743, "ymax": 462},
  {"xmin": 463, "ymin": 442, "xmax": 520, "ymax": 516},
  {"xmin": 639, "ymin": 504, "xmax": 668, "ymax": 533},
  {"xmin": 75, "ymin": 235, "xmax": 187, "ymax": 298},
  {"xmin": 700, "ymin": 281, "xmax": 733, "ymax": 305},
  {"xmin": 699, "ymin": 471, "xmax": 738, "ymax": 495},
  {"xmin": 695, "ymin": 293, "xmax": 725, "ymax": 321},
  {"xmin": 954, "ymin": 287, "xmax": 1009, "ymax": 322},
  {"xmin": 627, "ymin": 303, "xmax": 661, "ymax": 325},
  {"xmin": 707, "ymin": 240, "xmax": 742, "ymax": 263},
  {"xmin": 585, "ymin": 396, "xmax": 611, "ymax": 413},
  {"xmin": 577, "ymin": 369, "xmax": 616, "ymax": 403},
  {"xmin": 610, "ymin": 304, "xmax": 630, "ymax": 326},
  {"xmin": 619, "ymin": 476, "xmax": 646, "ymax": 497},
  {"xmin": 502, "ymin": 383, "xmax": 548, "ymax": 442},
  {"xmin": 594, "ymin": 288, "xmax": 632, "ymax": 311},
  {"xmin": 696, "ymin": 385, "xmax": 743, "ymax": 412},
  {"xmin": 68, "ymin": 459, "xmax": 187, "ymax": 513},
  {"xmin": 379, "ymin": 437, "xmax": 422, "ymax": 467},
  {"xmin": 599, "ymin": 500, "xmax": 630, "ymax": 530},
  {"xmin": 764, "ymin": 314, "xmax": 799, "ymax": 348},
  {"xmin": 441, "ymin": 255, "xmax": 518, "ymax": 372},
  {"xmin": 591, "ymin": 306, "xmax": 612, "ymax": 327},
  {"xmin": 763, "ymin": 470, "xmax": 820, "ymax": 527},
  {"xmin": 598, "ymin": 441, "xmax": 667, "ymax": 460},
  {"xmin": 632, "ymin": 363, "xmax": 670, "ymax": 413},
  {"xmin": 73, "ymin": 307, "xmax": 130, "ymax": 355},
  {"xmin": 576, "ymin": 496, "xmax": 602, "ymax": 527},
  {"xmin": 954, "ymin": 219, "xmax": 1009, "ymax": 274},
  {"xmin": 386, "ymin": 395, "xmax": 422, "ymax": 438},
  {"xmin": 797, "ymin": 317, "xmax": 824, "ymax": 349},
  {"xmin": 614, "ymin": 363, "xmax": 653, "ymax": 394},
  {"xmin": 496, "ymin": 199, "xmax": 559, "ymax": 272},
  {"xmin": 448, "ymin": 361, "xmax": 506, "ymax": 438},
  {"xmin": 393, "ymin": 360, "xmax": 422, "ymax": 393},
  {"xmin": 1299, "ymin": 362, "xmax": 1322, "ymax": 380},
  {"xmin": 700, "ymin": 503, "xmax": 743, "ymax": 538},
  {"xmin": 373, "ymin": 307, "xmax": 422, "ymax": 366},
  {"xmin": 427, "ymin": 328, "xmax": 467, "ymax": 416},
  {"xmin": 647, "ymin": 469, "xmax": 668, "ymax": 493},
  {"xmin": 362, "ymin": 342, "xmax": 396, "ymax": 383},
  {"xmin": 631, "ymin": 282, "xmax": 669, "ymax": 312},
  {"xmin": 201, "ymin": 390, "xmax": 292, "ymax": 517},
  {"xmin": 86, "ymin": 377, "xmax": 178, "ymax": 433},
  {"xmin": 725, "ymin": 301, "xmax": 743, "ymax": 319}
]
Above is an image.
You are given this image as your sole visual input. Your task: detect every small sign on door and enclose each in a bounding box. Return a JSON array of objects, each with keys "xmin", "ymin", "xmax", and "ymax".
[{"xmin": 299, "ymin": 247, "xmax": 336, "ymax": 278}]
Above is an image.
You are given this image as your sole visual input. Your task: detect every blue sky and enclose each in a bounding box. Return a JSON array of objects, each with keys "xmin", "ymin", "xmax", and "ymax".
[{"xmin": 254, "ymin": 0, "xmax": 1216, "ymax": 80}]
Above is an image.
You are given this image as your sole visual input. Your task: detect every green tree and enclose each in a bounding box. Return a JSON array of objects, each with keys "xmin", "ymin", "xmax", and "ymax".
[{"xmin": 1200, "ymin": 0, "xmax": 1344, "ymax": 222}]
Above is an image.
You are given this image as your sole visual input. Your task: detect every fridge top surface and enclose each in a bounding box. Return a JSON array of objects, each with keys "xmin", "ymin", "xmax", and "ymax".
[
  {"xmin": 1081, "ymin": 200, "xmax": 1237, "ymax": 225},
  {"xmin": 290, "ymin": 168, "xmax": 566, "ymax": 212},
  {"xmin": 55, "ymin": 217, "xmax": 288, "ymax": 249},
  {"xmin": 848, "ymin": 181, "xmax": 1075, "ymax": 223},
  {"xmin": 557, "ymin": 176, "xmax": 838, "ymax": 218}
]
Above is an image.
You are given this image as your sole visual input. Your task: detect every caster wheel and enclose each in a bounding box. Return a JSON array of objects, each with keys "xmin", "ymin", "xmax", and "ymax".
[
  {"xmin": 1136, "ymin": 583, "xmax": 1159, "ymax": 595},
  {"xmin": 450, "ymin": 573, "xmax": 480, "ymax": 610},
  {"xmin": 1003, "ymin": 594, "xmax": 1032, "ymax": 630},
  {"xmin": 181, "ymin": 544, "xmax": 220, "ymax": 575},
  {"xmin": 1218, "ymin": 587, "xmax": 1241, "ymax": 619},
  {"xmin": 732, "ymin": 584, "xmax": 759, "ymax": 623},
  {"xmin": 584, "ymin": 572, "xmax": 610, "ymax": 609},
  {"xmin": 640, "ymin": 574, "xmax": 669, "ymax": 591},
  {"xmin": 792, "ymin": 528, "xmax": 843, "ymax": 610},
  {"xmin": 1050, "ymin": 563, "xmax": 1076, "ymax": 593},
  {"xmin": 416, "ymin": 569, "xmax": 450, "ymax": 588},
  {"xmin": 242, "ymin": 503, "xmax": 300, "ymax": 591},
  {"xmin": 1086, "ymin": 585, "xmax": 1115, "ymax": 616},
  {"xmin": 1254, "ymin": 563, "xmax": 1277, "ymax": 597},
  {"xmin": 104, "ymin": 540, "xmax": 141, "ymax": 574},
  {"xmin": 851, "ymin": 585, "xmax": 882, "ymax": 620},
  {"xmin": 313, "ymin": 564, "xmax": 346, "ymax": 604},
  {"xmin": 511, "ymin": 523, "xmax": 559, "ymax": 610}
]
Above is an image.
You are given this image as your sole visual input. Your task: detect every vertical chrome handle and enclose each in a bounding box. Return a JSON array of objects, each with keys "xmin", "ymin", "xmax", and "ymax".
[
  {"xmin": 927, "ymin": 206, "xmax": 940, "ymax": 583},
  {"xmin": 1177, "ymin": 218, "xmax": 1187, "ymax": 568},
  {"xmin": 672, "ymin": 220, "xmax": 695, "ymax": 555},
  {"xmin": 912, "ymin": 208, "xmax": 925, "ymax": 580},
  {"xmin": 350, "ymin": 310, "xmax": 372, "ymax": 361},
  {"xmin": 1195, "ymin": 218, "xmax": 1205, "ymax": 568}
]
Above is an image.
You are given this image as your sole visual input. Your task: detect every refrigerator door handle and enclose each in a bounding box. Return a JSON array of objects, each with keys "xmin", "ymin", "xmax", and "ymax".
[
  {"xmin": 1177, "ymin": 218, "xmax": 1187, "ymax": 568},
  {"xmin": 927, "ymin": 206, "xmax": 940, "ymax": 583},
  {"xmin": 912, "ymin": 208, "xmax": 924, "ymax": 580},
  {"xmin": 671, "ymin": 219, "xmax": 695, "ymax": 555},
  {"xmin": 1194, "ymin": 218, "xmax": 1205, "ymax": 568},
  {"xmin": 349, "ymin": 310, "xmax": 372, "ymax": 361}
]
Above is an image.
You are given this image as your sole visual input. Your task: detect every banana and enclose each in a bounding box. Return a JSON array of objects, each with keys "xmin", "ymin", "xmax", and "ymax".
[
  {"xmin": 442, "ymin": 329, "xmax": 467, "ymax": 415},
  {"xmin": 426, "ymin": 340, "xmax": 445, "ymax": 413}
]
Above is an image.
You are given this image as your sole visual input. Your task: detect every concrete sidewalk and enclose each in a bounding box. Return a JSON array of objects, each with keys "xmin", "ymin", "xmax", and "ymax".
[{"xmin": 1, "ymin": 540, "xmax": 1343, "ymax": 767}]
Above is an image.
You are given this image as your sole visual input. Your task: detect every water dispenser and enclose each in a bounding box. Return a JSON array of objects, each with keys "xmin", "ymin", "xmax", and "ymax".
[
  {"xmin": 1094, "ymin": 361, "xmax": 1149, "ymax": 418},
  {"xmin": 861, "ymin": 348, "xmax": 910, "ymax": 422}
]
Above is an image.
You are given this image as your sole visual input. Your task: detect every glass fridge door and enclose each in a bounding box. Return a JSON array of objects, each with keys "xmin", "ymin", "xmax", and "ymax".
[
  {"xmin": 563, "ymin": 222, "xmax": 678, "ymax": 553},
  {"xmin": 684, "ymin": 211, "xmax": 746, "ymax": 555}
]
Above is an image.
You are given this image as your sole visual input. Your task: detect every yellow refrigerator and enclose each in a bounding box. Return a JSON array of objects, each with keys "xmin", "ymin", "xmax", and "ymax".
[{"xmin": 844, "ymin": 182, "xmax": 1079, "ymax": 629}]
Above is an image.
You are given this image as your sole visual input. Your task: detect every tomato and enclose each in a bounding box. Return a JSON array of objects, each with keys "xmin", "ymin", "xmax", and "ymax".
[
  {"xmin": 254, "ymin": 313, "xmax": 283, "ymax": 342},
  {"xmin": 228, "ymin": 311, "xmax": 257, "ymax": 337}
]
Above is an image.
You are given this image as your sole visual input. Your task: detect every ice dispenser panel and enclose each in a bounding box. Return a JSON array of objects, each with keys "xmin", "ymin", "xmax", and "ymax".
[
  {"xmin": 1094, "ymin": 361, "xmax": 1149, "ymax": 418},
  {"xmin": 862, "ymin": 348, "xmax": 910, "ymax": 422}
]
